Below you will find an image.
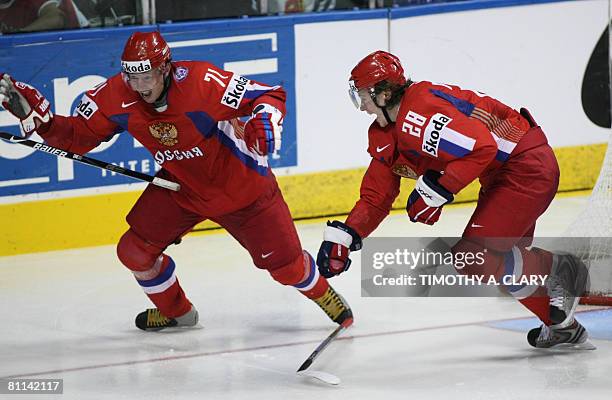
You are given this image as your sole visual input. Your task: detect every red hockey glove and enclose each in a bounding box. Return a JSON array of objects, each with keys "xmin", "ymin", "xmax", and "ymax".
[
  {"xmin": 407, "ymin": 170, "xmax": 454, "ymax": 225},
  {"xmin": 317, "ymin": 220, "xmax": 363, "ymax": 278},
  {"xmin": 0, "ymin": 74, "xmax": 53, "ymax": 138},
  {"xmin": 243, "ymin": 103, "xmax": 283, "ymax": 156}
]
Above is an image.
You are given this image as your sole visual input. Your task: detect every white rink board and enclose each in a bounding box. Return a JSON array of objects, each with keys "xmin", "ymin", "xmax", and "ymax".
[
  {"xmin": 294, "ymin": 18, "xmax": 387, "ymax": 173},
  {"xmin": 291, "ymin": 0, "xmax": 609, "ymax": 174},
  {"xmin": 389, "ymin": 0, "xmax": 608, "ymax": 148}
]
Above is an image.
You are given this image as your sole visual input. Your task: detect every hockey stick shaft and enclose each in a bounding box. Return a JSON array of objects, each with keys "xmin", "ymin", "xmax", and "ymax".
[
  {"xmin": 296, "ymin": 319, "xmax": 351, "ymax": 372},
  {"xmin": 0, "ymin": 131, "xmax": 180, "ymax": 192}
]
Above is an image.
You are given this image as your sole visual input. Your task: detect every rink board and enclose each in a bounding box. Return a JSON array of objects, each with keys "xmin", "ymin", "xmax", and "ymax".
[{"xmin": 0, "ymin": 0, "xmax": 608, "ymax": 255}]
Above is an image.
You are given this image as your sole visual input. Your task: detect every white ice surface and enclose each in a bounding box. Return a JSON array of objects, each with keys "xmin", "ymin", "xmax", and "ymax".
[{"xmin": 0, "ymin": 194, "xmax": 610, "ymax": 400}]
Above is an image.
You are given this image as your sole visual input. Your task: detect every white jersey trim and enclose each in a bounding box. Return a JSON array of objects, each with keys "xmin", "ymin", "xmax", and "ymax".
[
  {"xmin": 492, "ymin": 134, "xmax": 518, "ymax": 156},
  {"xmin": 442, "ymin": 127, "xmax": 476, "ymax": 151},
  {"xmin": 217, "ymin": 120, "xmax": 269, "ymax": 168}
]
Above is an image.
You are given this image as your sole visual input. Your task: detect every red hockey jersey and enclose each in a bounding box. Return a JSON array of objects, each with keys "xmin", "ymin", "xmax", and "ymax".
[
  {"xmin": 346, "ymin": 81, "xmax": 547, "ymax": 237},
  {"xmin": 43, "ymin": 61, "xmax": 286, "ymax": 217}
]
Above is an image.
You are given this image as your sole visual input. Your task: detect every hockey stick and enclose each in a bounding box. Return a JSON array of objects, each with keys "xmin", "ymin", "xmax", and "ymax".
[
  {"xmin": 0, "ymin": 131, "xmax": 181, "ymax": 192},
  {"xmin": 297, "ymin": 318, "xmax": 352, "ymax": 373}
]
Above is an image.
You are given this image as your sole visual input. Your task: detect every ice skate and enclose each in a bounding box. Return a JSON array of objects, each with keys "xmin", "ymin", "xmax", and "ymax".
[
  {"xmin": 546, "ymin": 253, "xmax": 589, "ymax": 327},
  {"xmin": 527, "ymin": 319, "xmax": 595, "ymax": 350},
  {"xmin": 135, "ymin": 305, "xmax": 199, "ymax": 331},
  {"xmin": 312, "ymin": 285, "xmax": 353, "ymax": 326}
]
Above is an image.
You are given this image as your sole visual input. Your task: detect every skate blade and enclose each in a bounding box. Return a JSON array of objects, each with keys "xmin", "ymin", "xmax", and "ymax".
[
  {"xmin": 152, "ymin": 323, "xmax": 205, "ymax": 332},
  {"xmin": 549, "ymin": 340, "xmax": 597, "ymax": 351}
]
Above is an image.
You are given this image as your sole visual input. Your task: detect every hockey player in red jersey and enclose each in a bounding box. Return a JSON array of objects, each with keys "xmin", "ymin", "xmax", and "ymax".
[
  {"xmin": 0, "ymin": 31, "xmax": 352, "ymax": 331},
  {"xmin": 316, "ymin": 50, "xmax": 593, "ymax": 349}
]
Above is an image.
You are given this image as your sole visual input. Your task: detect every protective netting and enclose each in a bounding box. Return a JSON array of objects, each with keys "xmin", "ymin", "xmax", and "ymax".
[
  {"xmin": 562, "ymin": 7, "xmax": 612, "ymax": 303},
  {"xmin": 565, "ymin": 134, "xmax": 612, "ymax": 241},
  {"xmin": 561, "ymin": 134, "xmax": 612, "ymax": 302}
]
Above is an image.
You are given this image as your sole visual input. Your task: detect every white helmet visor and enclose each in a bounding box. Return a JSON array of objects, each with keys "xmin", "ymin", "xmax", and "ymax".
[{"xmin": 348, "ymin": 80, "xmax": 362, "ymax": 109}]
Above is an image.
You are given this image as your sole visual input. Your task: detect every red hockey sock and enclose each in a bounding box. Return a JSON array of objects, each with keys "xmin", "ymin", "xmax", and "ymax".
[
  {"xmin": 300, "ymin": 275, "xmax": 330, "ymax": 300},
  {"xmin": 498, "ymin": 247, "xmax": 553, "ymax": 325},
  {"xmin": 294, "ymin": 251, "xmax": 329, "ymax": 299},
  {"xmin": 136, "ymin": 255, "xmax": 192, "ymax": 318},
  {"xmin": 269, "ymin": 250, "xmax": 330, "ymax": 299},
  {"xmin": 518, "ymin": 286, "xmax": 551, "ymax": 325}
]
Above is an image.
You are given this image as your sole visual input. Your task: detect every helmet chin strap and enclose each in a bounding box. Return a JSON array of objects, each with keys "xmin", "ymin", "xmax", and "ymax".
[
  {"xmin": 381, "ymin": 106, "xmax": 393, "ymax": 125},
  {"xmin": 152, "ymin": 71, "xmax": 172, "ymax": 112},
  {"xmin": 373, "ymin": 96, "xmax": 393, "ymax": 125}
]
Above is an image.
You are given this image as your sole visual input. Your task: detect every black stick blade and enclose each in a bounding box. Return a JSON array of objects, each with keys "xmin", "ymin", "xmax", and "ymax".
[
  {"xmin": 297, "ymin": 358, "xmax": 313, "ymax": 372},
  {"xmin": 296, "ymin": 323, "xmax": 347, "ymax": 373}
]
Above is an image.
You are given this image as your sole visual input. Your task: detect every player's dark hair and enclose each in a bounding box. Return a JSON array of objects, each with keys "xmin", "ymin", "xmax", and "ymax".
[{"xmin": 374, "ymin": 79, "xmax": 413, "ymax": 108}]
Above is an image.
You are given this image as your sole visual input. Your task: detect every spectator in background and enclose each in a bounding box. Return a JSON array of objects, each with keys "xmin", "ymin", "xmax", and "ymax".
[
  {"xmin": 74, "ymin": 0, "xmax": 137, "ymax": 27},
  {"xmin": 155, "ymin": 0, "xmax": 257, "ymax": 22},
  {"xmin": 0, "ymin": 0, "xmax": 87, "ymax": 33},
  {"xmin": 265, "ymin": 0, "xmax": 366, "ymax": 13},
  {"xmin": 268, "ymin": 0, "xmax": 336, "ymax": 13}
]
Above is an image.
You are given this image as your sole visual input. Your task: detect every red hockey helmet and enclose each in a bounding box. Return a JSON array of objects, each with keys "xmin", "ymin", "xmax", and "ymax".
[
  {"xmin": 350, "ymin": 50, "xmax": 406, "ymax": 89},
  {"xmin": 121, "ymin": 31, "xmax": 171, "ymax": 74},
  {"xmin": 349, "ymin": 51, "xmax": 406, "ymax": 109}
]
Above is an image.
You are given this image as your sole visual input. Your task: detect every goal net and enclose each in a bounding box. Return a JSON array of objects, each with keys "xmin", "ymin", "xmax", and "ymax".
[
  {"xmin": 565, "ymin": 6, "xmax": 612, "ymax": 306},
  {"xmin": 565, "ymin": 135, "xmax": 612, "ymax": 305}
]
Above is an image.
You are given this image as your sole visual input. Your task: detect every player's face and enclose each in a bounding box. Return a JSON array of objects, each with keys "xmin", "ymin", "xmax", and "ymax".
[
  {"xmin": 357, "ymin": 89, "xmax": 377, "ymax": 112},
  {"xmin": 358, "ymin": 88, "xmax": 390, "ymax": 126},
  {"xmin": 349, "ymin": 81, "xmax": 391, "ymax": 126},
  {"xmin": 126, "ymin": 68, "xmax": 165, "ymax": 103}
]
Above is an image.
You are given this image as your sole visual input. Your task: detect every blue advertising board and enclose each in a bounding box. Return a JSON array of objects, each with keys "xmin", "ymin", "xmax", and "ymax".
[{"xmin": 0, "ymin": 18, "xmax": 296, "ymax": 197}]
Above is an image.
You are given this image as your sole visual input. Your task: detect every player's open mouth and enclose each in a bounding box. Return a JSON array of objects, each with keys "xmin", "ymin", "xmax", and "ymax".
[{"xmin": 139, "ymin": 90, "xmax": 153, "ymax": 99}]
